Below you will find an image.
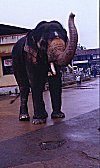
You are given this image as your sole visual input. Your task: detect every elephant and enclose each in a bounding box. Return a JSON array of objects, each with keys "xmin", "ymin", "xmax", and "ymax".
[{"xmin": 12, "ymin": 13, "xmax": 78, "ymax": 124}]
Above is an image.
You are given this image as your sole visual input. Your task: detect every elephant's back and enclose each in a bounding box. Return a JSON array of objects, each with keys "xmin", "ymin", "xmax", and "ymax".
[
  {"xmin": 12, "ymin": 36, "xmax": 26, "ymax": 58},
  {"xmin": 12, "ymin": 36, "xmax": 27, "ymax": 75}
]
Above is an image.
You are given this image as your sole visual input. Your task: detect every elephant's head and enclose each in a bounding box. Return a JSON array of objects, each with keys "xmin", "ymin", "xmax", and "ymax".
[{"xmin": 24, "ymin": 13, "xmax": 78, "ymax": 66}]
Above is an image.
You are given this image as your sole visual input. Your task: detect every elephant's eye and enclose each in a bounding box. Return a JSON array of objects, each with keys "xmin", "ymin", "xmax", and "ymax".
[
  {"xmin": 40, "ymin": 39, "xmax": 46, "ymax": 47},
  {"xmin": 38, "ymin": 39, "xmax": 47, "ymax": 51}
]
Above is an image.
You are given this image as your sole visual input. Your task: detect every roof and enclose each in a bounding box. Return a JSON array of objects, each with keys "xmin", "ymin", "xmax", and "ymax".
[
  {"xmin": 0, "ymin": 24, "xmax": 30, "ymax": 35},
  {"xmin": 76, "ymin": 48, "xmax": 100, "ymax": 56}
]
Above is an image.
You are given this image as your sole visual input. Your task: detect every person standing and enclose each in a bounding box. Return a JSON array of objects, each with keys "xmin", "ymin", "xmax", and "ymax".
[{"xmin": 93, "ymin": 66, "xmax": 97, "ymax": 78}]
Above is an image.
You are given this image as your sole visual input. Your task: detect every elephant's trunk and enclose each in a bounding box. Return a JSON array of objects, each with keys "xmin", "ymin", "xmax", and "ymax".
[
  {"xmin": 48, "ymin": 13, "xmax": 78, "ymax": 66},
  {"xmin": 57, "ymin": 13, "xmax": 78, "ymax": 65}
]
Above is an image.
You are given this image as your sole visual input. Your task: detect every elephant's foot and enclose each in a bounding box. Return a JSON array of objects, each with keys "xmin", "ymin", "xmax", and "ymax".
[
  {"xmin": 51, "ymin": 111, "xmax": 65, "ymax": 119},
  {"xmin": 19, "ymin": 114, "xmax": 30, "ymax": 121},
  {"xmin": 19, "ymin": 106, "xmax": 30, "ymax": 121},
  {"xmin": 32, "ymin": 112, "xmax": 48, "ymax": 124},
  {"xmin": 32, "ymin": 118, "xmax": 46, "ymax": 125}
]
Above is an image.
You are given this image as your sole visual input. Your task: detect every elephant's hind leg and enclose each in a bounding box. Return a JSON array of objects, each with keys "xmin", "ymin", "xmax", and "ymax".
[
  {"xmin": 19, "ymin": 84, "xmax": 30, "ymax": 121},
  {"xmin": 14, "ymin": 73, "xmax": 30, "ymax": 121}
]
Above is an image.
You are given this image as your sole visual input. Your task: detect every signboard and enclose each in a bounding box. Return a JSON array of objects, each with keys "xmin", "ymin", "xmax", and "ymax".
[{"xmin": 4, "ymin": 59, "xmax": 12, "ymax": 67}]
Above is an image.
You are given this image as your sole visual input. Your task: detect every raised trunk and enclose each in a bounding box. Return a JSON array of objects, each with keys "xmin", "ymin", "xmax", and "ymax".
[{"xmin": 56, "ymin": 13, "xmax": 78, "ymax": 66}]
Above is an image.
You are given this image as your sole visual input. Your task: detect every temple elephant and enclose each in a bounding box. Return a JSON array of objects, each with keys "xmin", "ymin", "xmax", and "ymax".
[{"xmin": 12, "ymin": 13, "xmax": 78, "ymax": 124}]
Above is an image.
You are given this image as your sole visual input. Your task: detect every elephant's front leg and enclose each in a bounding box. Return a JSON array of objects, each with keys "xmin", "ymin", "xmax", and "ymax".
[
  {"xmin": 48, "ymin": 64, "xmax": 65, "ymax": 119},
  {"xmin": 31, "ymin": 85, "xmax": 48, "ymax": 124},
  {"xmin": 27, "ymin": 65, "xmax": 48, "ymax": 124}
]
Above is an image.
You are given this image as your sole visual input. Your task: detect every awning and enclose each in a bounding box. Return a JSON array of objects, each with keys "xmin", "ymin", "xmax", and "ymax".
[{"xmin": 73, "ymin": 60, "xmax": 88, "ymax": 64}]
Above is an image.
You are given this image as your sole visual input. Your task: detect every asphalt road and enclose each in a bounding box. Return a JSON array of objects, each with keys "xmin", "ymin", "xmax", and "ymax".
[
  {"xmin": 0, "ymin": 77, "xmax": 99, "ymax": 140},
  {"xmin": 0, "ymin": 77, "xmax": 99, "ymax": 168},
  {"xmin": 44, "ymin": 76, "xmax": 99, "ymax": 125}
]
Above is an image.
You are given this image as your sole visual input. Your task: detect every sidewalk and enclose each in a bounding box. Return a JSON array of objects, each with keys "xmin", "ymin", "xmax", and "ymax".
[{"xmin": 0, "ymin": 73, "xmax": 92, "ymax": 95}]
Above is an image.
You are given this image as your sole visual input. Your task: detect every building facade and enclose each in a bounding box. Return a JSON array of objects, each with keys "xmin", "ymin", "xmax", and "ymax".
[
  {"xmin": 73, "ymin": 48, "xmax": 100, "ymax": 74},
  {"xmin": 0, "ymin": 34, "xmax": 27, "ymax": 87},
  {"xmin": 0, "ymin": 24, "xmax": 29, "ymax": 88}
]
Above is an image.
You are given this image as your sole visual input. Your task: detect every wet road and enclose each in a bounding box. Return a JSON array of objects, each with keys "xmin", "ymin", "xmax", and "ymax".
[
  {"xmin": 44, "ymin": 76, "xmax": 99, "ymax": 123},
  {"xmin": 0, "ymin": 77, "xmax": 99, "ymax": 141},
  {"xmin": 0, "ymin": 77, "xmax": 99, "ymax": 168}
]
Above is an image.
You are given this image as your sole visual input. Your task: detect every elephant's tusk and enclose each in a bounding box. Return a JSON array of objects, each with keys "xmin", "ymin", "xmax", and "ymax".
[
  {"xmin": 68, "ymin": 64, "xmax": 73, "ymax": 70},
  {"xmin": 50, "ymin": 62, "xmax": 56, "ymax": 75}
]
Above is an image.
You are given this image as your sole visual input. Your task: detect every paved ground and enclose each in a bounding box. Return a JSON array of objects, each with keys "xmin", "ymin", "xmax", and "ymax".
[{"xmin": 0, "ymin": 77, "xmax": 100, "ymax": 168}]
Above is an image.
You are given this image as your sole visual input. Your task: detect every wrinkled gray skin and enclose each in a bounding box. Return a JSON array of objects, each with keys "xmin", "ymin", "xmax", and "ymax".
[{"xmin": 12, "ymin": 13, "xmax": 78, "ymax": 121}]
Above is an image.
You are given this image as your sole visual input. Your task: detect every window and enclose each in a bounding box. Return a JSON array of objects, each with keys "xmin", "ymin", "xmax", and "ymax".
[
  {"xmin": 92, "ymin": 55, "xmax": 96, "ymax": 59},
  {"xmin": 97, "ymin": 55, "xmax": 100, "ymax": 59},
  {"xmin": 87, "ymin": 55, "xmax": 90, "ymax": 60},
  {"xmin": 2, "ymin": 56, "xmax": 13, "ymax": 75},
  {"xmin": 73, "ymin": 56, "xmax": 78, "ymax": 61}
]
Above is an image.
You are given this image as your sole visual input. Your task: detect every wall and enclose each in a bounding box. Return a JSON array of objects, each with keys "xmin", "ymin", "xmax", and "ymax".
[
  {"xmin": 0, "ymin": 34, "xmax": 25, "ymax": 88},
  {"xmin": 0, "ymin": 75, "xmax": 17, "ymax": 87}
]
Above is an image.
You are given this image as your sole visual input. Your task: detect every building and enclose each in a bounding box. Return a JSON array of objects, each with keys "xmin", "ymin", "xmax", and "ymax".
[
  {"xmin": 73, "ymin": 48, "xmax": 100, "ymax": 73},
  {"xmin": 0, "ymin": 24, "xmax": 30, "ymax": 88}
]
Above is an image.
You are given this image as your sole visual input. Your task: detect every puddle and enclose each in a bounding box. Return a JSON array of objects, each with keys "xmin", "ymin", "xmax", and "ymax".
[{"xmin": 39, "ymin": 139, "xmax": 66, "ymax": 150}]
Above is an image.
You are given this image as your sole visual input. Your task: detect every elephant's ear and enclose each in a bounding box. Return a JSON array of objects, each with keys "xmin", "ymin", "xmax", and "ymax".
[{"xmin": 24, "ymin": 30, "xmax": 38, "ymax": 64}]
